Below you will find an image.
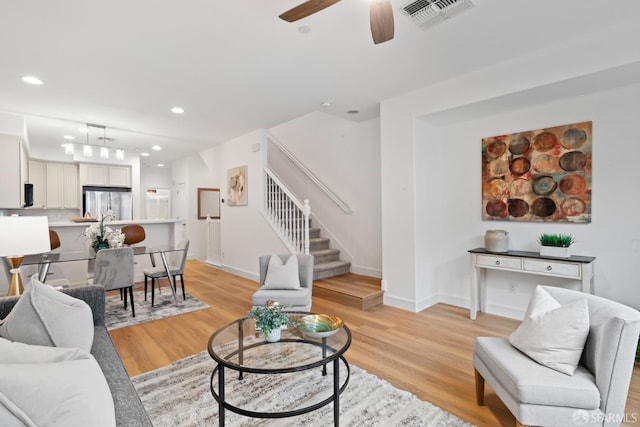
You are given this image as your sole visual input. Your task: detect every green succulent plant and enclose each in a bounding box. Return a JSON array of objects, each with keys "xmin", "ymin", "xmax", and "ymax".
[{"xmin": 538, "ymin": 233, "xmax": 575, "ymax": 248}]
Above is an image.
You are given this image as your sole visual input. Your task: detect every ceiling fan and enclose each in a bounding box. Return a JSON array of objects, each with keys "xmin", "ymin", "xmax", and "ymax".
[{"xmin": 279, "ymin": 0, "xmax": 395, "ymax": 45}]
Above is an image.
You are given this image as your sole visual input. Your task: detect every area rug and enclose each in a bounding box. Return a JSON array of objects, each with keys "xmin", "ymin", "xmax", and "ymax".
[
  {"xmin": 132, "ymin": 349, "xmax": 476, "ymax": 426},
  {"xmin": 105, "ymin": 289, "xmax": 208, "ymax": 330}
]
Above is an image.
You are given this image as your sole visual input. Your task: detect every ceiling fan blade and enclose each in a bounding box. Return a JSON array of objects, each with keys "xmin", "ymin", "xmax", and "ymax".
[
  {"xmin": 370, "ymin": 0, "xmax": 395, "ymax": 44},
  {"xmin": 279, "ymin": 0, "xmax": 341, "ymax": 22}
]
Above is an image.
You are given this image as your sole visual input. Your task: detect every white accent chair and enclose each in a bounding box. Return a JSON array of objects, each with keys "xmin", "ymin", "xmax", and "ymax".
[
  {"xmin": 474, "ymin": 286, "xmax": 640, "ymax": 427},
  {"xmin": 251, "ymin": 254, "xmax": 314, "ymax": 311}
]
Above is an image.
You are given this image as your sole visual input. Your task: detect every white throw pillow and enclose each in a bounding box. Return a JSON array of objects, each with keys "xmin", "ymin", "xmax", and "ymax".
[
  {"xmin": 509, "ymin": 286, "xmax": 590, "ymax": 375},
  {"xmin": 0, "ymin": 337, "xmax": 115, "ymax": 427},
  {"xmin": 262, "ymin": 255, "xmax": 301, "ymax": 290},
  {"xmin": 0, "ymin": 276, "xmax": 94, "ymax": 352}
]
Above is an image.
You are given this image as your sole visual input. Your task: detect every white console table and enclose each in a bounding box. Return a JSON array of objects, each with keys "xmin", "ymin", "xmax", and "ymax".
[{"xmin": 468, "ymin": 248, "xmax": 595, "ymax": 320}]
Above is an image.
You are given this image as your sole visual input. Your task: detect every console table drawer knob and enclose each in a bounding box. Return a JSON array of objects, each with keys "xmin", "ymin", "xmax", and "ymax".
[
  {"xmin": 495, "ymin": 260, "xmax": 500, "ymax": 266},
  {"xmin": 547, "ymin": 265, "xmax": 552, "ymax": 271}
]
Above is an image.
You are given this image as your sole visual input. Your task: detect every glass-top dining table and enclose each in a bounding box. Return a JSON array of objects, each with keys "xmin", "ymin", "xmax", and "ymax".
[{"xmin": 21, "ymin": 245, "xmax": 186, "ymax": 305}]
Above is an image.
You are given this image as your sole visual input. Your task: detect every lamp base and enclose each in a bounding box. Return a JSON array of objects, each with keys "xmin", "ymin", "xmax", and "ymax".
[{"xmin": 6, "ymin": 255, "xmax": 24, "ymax": 296}]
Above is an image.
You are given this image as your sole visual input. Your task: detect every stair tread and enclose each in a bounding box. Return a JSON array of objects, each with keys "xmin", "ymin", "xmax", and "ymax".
[
  {"xmin": 310, "ymin": 248, "xmax": 340, "ymax": 256},
  {"xmin": 314, "ymin": 260, "xmax": 351, "ymax": 271}
]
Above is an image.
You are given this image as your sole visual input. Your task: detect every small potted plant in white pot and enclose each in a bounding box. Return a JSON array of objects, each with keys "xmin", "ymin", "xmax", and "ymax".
[
  {"xmin": 247, "ymin": 301, "xmax": 291, "ymax": 342},
  {"xmin": 538, "ymin": 233, "xmax": 575, "ymax": 258}
]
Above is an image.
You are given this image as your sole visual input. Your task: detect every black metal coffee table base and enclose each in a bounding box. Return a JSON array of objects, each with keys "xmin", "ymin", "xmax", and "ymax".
[{"xmin": 209, "ymin": 354, "xmax": 350, "ymax": 426}]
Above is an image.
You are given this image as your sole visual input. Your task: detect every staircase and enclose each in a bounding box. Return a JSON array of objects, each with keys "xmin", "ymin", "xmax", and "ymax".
[
  {"xmin": 308, "ymin": 225, "xmax": 351, "ymax": 280},
  {"xmin": 263, "ymin": 170, "xmax": 351, "ymax": 280}
]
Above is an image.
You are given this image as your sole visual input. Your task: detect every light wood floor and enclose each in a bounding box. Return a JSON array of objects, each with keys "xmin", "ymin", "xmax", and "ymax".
[{"xmin": 110, "ymin": 260, "xmax": 640, "ymax": 427}]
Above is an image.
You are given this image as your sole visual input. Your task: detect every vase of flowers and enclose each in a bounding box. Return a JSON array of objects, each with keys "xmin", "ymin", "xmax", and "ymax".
[
  {"xmin": 247, "ymin": 301, "xmax": 292, "ymax": 342},
  {"xmin": 84, "ymin": 210, "xmax": 125, "ymax": 252}
]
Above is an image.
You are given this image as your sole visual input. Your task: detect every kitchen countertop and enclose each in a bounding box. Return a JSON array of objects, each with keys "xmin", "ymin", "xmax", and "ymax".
[{"xmin": 49, "ymin": 219, "xmax": 184, "ymax": 227}]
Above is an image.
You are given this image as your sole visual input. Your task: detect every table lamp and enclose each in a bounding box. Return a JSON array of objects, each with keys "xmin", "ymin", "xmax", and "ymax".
[{"xmin": 0, "ymin": 216, "xmax": 51, "ymax": 296}]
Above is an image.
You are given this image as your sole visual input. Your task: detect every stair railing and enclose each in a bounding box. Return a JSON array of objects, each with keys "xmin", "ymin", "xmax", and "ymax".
[
  {"xmin": 263, "ymin": 167, "xmax": 310, "ymax": 254},
  {"xmin": 266, "ymin": 133, "xmax": 353, "ymax": 214}
]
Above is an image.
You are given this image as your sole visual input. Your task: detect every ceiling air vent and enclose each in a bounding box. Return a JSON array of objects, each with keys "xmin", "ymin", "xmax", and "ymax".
[{"xmin": 402, "ymin": 0, "xmax": 475, "ymax": 30}]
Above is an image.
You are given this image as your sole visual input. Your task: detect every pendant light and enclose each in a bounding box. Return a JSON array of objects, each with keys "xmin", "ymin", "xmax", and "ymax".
[
  {"xmin": 83, "ymin": 124, "xmax": 92, "ymax": 157},
  {"xmin": 99, "ymin": 126, "xmax": 109, "ymax": 159}
]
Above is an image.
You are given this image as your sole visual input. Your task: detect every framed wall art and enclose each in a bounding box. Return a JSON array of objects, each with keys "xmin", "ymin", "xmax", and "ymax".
[
  {"xmin": 227, "ymin": 166, "xmax": 248, "ymax": 206},
  {"xmin": 481, "ymin": 121, "xmax": 592, "ymax": 223}
]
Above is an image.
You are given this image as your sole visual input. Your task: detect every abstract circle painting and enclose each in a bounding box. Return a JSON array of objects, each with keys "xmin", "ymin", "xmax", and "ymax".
[{"xmin": 481, "ymin": 121, "xmax": 591, "ymax": 223}]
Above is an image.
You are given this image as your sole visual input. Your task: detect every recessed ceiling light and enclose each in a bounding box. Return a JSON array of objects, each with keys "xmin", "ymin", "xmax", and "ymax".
[
  {"xmin": 21, "ymin": 76, "xmax": 43, "ymax": 85},
  {"xmin": 140, "ymin": 152, "xmax": 150, "ymax": 157},
  {"xmin": 171, "ymin": 107, "xmax": 184, "ymax": 114},
  {"xmin": 152, "ymin": 145, "xmax": 161, "ymax": 151},
  {"xmin": 63, "ymin": 135, "xmax": 75, "ymax": 140},
  {"xmin": 157, "ymin": 163, "xmax": 164, "ymax": 168},
  {"xmin": 78, "ymin": 127, "xmax": 88, "ymax": 133},
  {"xmin": 321, "ymin": 101, "xmax": 332, "ymax": 108},
  {"xmin": 298, "ymin": 25, "xmax": 311, "ymax": 34}
]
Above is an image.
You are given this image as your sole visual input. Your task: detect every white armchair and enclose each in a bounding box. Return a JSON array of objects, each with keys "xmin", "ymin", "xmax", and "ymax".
[
  {"xmin": 251, "ymin": 254, "xmax": 314, "ymax": 311},
  {"xmin": 474, "ymin": 286, "xmax": 640, "ymax": 427}
]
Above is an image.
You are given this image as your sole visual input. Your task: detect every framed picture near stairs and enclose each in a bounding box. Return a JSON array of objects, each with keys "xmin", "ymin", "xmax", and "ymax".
[{"xmin": 227, "ymin": 165, "xmax": 248, "ymax": 206}]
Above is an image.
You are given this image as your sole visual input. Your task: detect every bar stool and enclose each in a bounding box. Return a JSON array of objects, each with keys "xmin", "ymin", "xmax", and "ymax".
[{"xmin": 121, "ymin": 224, "xmax": 146, "ymax": 245}]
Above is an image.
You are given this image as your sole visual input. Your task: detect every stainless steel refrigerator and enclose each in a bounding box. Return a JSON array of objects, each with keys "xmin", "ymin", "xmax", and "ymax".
[{"xmin": 83, "ymin": 186, "xmax": 133, "ymax": 220}]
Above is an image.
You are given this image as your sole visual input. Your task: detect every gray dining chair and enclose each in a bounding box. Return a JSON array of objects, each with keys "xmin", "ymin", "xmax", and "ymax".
[
  {"xmin": 90, "ymin": 247, "xmax": 136, "ymax": 317},
  {"xmin": 144, "ymin": 239, "xmax": 189, "ymax": 307}
]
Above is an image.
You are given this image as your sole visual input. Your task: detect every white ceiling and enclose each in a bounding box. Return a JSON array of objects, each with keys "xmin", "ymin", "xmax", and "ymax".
[{"xmin": 1, "ymin": 0, "xmax": 639, "ymax": 166}]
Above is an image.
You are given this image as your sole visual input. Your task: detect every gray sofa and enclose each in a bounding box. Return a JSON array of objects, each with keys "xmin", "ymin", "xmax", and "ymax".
[{"xmin": 0, "ymin": 285, "xmax": 152, "ymax": 427}]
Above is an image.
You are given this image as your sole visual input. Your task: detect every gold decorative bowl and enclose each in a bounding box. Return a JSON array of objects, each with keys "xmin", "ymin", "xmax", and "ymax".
[{"xmin": 296, "ymin": 314, "xmax": 343, "ymax": 338}]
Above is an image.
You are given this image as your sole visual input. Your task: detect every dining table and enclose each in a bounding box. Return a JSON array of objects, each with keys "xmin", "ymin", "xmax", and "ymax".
[{"xmin": 21, "ymin": 245, "xmax": 186, "ymax": 305}]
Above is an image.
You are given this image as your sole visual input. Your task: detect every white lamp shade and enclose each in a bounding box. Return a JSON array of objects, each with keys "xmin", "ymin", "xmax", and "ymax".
[{"xmin": 0, "ymin": 216, "xmax": 51, "ymax": 257}]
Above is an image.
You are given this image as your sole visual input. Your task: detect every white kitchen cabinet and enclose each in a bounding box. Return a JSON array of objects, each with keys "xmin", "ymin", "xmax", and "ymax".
[
  {"xmin": 49, "ymin": 163, "xmax": 79, "ymax": 208},
  {"xmin": 80, "ymin": 164, "xmax": 131, "ymax": 187},
  {"xmin": 62, "ymin": 164, "xmax": 79, "ymax": 208},
  {"xmin": 108, "ymin": 166, "xmax": 131, "ymax": 187},
  {"xmin": 28, "ymin": 160, "xmax": 46, "ymax": 208},
  {"xmin": 29, "ymin": 161, "xmax": 79, "ymax": 209},
  {"xmin": 0, "ymin": 135, "xmax": 26, "ymax": 208}
]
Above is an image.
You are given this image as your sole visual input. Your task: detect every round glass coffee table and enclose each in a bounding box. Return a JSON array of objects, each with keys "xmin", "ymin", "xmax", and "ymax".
[{"xmin": 207, "ymin": 311, "xmax": 351, "ymax": 427}]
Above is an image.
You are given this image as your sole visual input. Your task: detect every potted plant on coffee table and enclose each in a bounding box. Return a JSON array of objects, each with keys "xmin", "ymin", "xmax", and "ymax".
[
  {"xmin": 247, "ymin": 301, "xmax": 292, "ymax": 342},
  {"xmin": 538, "ymin": 233, "xmax": 575, "ymax": 258}
]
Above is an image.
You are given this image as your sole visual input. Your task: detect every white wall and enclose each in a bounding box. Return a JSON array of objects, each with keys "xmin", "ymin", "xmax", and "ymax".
[
  {"xmin": 268, "ymin": 112, "xmax": 382, "ymax": 277},
  {"xmin": 198, "ymin": 130, "xmax": 287, "ymax": 280},
  {"xmin": 380, "ymin": 16, "xmax": 640, "ymax": 317},
  {"xmin": 171, "ymin": 155, "xmax": 214, "ymax": 260}
]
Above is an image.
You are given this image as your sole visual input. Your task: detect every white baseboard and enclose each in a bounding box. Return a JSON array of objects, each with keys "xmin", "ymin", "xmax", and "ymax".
[
  {"xmin": 217, "ymin": 264, "xmax": 259, "ymax": 282},
  {"xmin": 350, "ymin": 264, "xmax": 382, "ymax": 278}
]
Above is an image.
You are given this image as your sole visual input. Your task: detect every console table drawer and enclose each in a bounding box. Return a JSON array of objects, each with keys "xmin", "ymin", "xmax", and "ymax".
[
  {"xmin": 523, "ymin": 259, "xmax": 581, "ymax": 278},
  {"xmin": 476, "ymin": 254, "xmax": 522, "ymax": 270}
]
